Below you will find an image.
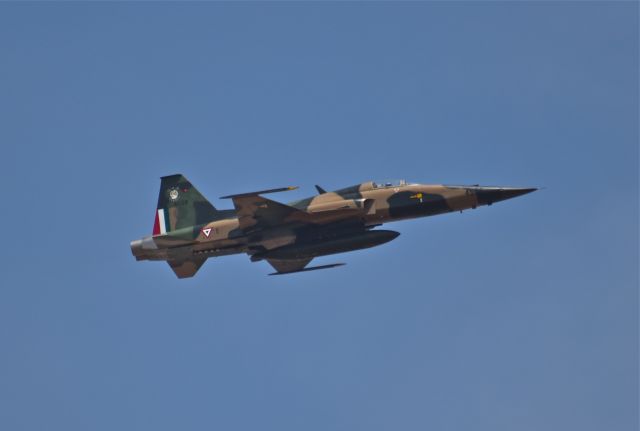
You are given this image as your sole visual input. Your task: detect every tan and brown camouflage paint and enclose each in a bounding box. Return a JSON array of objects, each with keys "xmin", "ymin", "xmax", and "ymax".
[{"xmin": 131, "ymin": 176, "xmax": 535, "ymax": 277}]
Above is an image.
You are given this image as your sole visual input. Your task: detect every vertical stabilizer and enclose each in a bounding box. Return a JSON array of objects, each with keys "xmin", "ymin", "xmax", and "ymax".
[{"xmin": 153, "ymin": 174, "xmax": 219, "ymax": 235}]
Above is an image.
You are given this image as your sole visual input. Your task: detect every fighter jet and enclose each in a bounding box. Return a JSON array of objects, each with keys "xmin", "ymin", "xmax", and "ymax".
[{"xmin": 130, "ymin": 174, "xmax": 536, "ymax": 277}]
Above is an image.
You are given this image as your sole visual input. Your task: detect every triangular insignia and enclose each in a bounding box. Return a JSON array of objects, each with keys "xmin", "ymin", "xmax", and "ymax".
[{"xmin": 202, "ymin": 228, "xmax": 212, "ymax": 238}]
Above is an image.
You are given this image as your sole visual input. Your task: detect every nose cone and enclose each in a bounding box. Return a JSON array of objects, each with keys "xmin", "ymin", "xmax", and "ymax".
[{"xmin": 475, "ymin": 187, "xmax": 537, "ymax": 206}]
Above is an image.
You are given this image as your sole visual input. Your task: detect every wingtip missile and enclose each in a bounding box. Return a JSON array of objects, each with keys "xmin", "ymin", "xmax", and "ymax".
[{"xmin": 220, "ymin": 186, "xmax": 299, "ymax": 199}]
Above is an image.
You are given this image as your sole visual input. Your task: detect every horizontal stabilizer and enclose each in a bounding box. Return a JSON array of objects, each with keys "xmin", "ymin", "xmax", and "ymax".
[
  {"xmin": 168, "ymin": 257, "xmax": 206, "ymax": 278},
  {"xmin": 220, "ymin": 186, "xmax": 298, "ymax": 199},
  {"xmin": 268, "ymin": 263, "xmax": 346, "ymax": 276}
]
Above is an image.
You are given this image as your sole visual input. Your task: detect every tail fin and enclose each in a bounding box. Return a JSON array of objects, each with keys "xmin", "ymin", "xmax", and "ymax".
[{"xmin": 152, "ymin": 174, "xmax": 219, "ymax": 235}]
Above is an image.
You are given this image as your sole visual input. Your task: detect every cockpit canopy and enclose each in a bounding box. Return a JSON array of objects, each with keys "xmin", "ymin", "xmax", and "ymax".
[{"xmin": 372, "ymin": 179, "xmax": 409, "ymax": 189}]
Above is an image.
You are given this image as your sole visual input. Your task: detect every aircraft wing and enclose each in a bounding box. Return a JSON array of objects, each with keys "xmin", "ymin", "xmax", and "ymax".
[
  {"xmin": 222, "ymin": 187, "xmax": 374, "ymax": 232},
  {"xmin": 266, "ymin": 258, "xmax": 345, "ymax": 275},
  {"xmin": 221, "ymin": 187, "xmax": 311, "ymax": 232}
]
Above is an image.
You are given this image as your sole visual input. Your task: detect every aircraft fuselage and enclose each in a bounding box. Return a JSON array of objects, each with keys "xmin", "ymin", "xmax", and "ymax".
[{"xmin": 130, "ymin": 176, "xmax": 536, "ymax": 277}]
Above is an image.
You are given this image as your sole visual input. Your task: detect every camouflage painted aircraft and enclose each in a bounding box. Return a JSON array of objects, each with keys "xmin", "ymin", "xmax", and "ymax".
[{"xmin": 130, "ymin": 174, "xmax": 536, "ymax": 278}]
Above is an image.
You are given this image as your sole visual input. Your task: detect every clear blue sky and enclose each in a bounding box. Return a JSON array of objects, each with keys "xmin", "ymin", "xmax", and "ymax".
[{"xmin": 1, "ymin": 3, "xmax": 637, "ymax": 430}]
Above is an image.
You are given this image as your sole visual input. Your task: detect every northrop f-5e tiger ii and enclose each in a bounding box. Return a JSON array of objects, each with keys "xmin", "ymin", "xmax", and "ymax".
[{"xmin": 130, "ymin": 174, "xmax": 536, "ymax": 277}]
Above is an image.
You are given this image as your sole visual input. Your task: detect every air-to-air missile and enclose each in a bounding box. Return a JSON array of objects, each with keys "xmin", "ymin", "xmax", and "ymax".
[{"xmin": 130, "ymin": 174, "xmax": 536, "ymax": 277}]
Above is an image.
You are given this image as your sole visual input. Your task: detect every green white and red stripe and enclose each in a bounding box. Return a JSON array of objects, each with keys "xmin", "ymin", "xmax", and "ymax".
[{"xmin": 152, "ymin": 208, "xmax": 170, "ymax": 235}]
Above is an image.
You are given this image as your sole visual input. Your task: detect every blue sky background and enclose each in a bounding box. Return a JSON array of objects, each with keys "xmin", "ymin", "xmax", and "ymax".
[{"xmin": 0, "ymin": 3, "xmax": 637, "ymax": 430}]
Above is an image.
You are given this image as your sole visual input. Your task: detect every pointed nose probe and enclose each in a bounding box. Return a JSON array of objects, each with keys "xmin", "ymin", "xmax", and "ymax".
[{"xmin": 474, "ymin": 187, "xmax": 537, "ymax": 206}]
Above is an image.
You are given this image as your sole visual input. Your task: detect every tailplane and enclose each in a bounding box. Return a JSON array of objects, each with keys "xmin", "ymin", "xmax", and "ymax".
[{"xmin": 168, "ymin": 257, "xmax": 206, "ymax": 278}]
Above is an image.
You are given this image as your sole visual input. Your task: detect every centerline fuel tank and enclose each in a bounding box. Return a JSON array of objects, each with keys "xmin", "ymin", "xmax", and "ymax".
[{"xmin": 252, "ymin": 229, "xmax": 400, "ymax": 260}]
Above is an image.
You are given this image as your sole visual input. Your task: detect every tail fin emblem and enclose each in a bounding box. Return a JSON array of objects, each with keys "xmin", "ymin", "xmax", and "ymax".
[{"xmin": 168, "ymin": 188, "xmax": 180, "ymax": 201}]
